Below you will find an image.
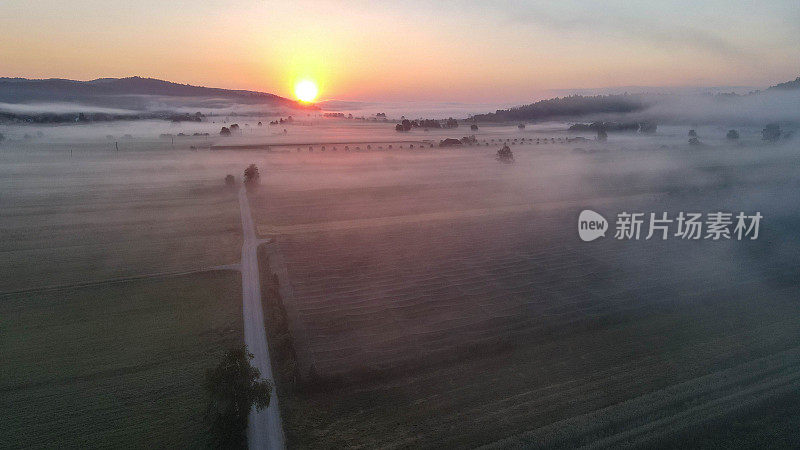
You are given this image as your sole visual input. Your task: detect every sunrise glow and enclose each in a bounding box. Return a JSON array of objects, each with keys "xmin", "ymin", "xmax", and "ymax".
[{"xmin": 294, "ymin": 80, "xmax": 319, "ymax": 103}]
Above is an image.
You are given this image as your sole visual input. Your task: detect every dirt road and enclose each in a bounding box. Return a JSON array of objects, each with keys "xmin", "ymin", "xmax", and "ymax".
[{"xmin": 238, "ymin": 186, "xmax": 285, "ymax": 450}]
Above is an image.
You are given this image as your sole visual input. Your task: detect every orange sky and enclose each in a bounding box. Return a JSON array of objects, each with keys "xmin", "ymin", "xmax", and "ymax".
[{"xmin": 1, "ymin": 1, "xmax": 798, "ymax": 102}]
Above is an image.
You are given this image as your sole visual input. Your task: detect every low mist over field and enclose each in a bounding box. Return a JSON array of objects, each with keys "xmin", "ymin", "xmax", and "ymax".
[
  {"xmin": 2, "ymin": 89, "xmax": 799, "ymax": 446},
  {"xmin": 3, "ymin": 0, "xmax": 800, "ymax": 447}
]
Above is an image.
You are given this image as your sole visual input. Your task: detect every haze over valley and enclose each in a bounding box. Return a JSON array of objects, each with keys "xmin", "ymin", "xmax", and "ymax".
[{"xmin": 3, "ymin": 1, "xmax": 800, "ymax": 448}]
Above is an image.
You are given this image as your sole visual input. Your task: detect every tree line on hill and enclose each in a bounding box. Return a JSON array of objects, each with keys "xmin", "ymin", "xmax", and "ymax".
[
  {"xmin": 0, "ymin": 110, "xmax": 205, "ymax": 124},
  {"xmin": 470, "ymin": 94, "xmax": 648, "ymax": 122}
]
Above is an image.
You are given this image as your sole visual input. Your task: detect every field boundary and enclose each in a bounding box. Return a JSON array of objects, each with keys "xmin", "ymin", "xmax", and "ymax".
[
  {"xmin": 0, "ymin": 265, "xmax": 240, "ymax": 298},
  {"xmin": 256, "ymin": 192, "xmax": 664, "ymax": 236},
  {"xmin": 264, "ymin": 241, "xmax": 314, "ymax": 377}
]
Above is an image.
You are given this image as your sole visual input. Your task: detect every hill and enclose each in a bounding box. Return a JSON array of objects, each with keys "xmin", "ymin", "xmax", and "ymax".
[
  {"xmin": 766, "ymin": 77, "xmax": 800, "ymax": 91},
  {"xmin": 470, "ymin": 75, "xmax": 800, "ymax": 124},
  {"xmin": 0, "ymin": 76, "xmax": 312, "ymax": 111},
  {"xmin": 470, "ymin": 94, "xmax": 648, "ymax": 122}
]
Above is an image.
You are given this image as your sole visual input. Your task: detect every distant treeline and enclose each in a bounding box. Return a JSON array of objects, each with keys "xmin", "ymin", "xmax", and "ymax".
[
  {"xmin": 470, "ymin": 94, "xmax": 648, "ymax": 122},
  {"xmin": 568, "ymin": 121, "xmax": 656, "ymax": 133},
  {"xmin": 395, "ymin": 117, "xmax": 458, "ymax": 131},
  {"xmin": 0, "ymin": 111, "xmax": 204, "ymax": 124}
]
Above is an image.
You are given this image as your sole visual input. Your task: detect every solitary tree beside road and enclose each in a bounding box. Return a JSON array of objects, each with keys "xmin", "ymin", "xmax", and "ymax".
[
  {"xmin": 205, "ymin": 346, "xmax": 271, "ymax": 448},
  {"xmin": 244, "ymin": 164, "xmax": 260, "ymax": 186}
]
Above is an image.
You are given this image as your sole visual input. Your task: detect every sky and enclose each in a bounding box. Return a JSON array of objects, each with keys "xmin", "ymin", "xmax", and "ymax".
[{"xmin": 1, "ymin": 0, "xmax": 798, "ymax": 103}]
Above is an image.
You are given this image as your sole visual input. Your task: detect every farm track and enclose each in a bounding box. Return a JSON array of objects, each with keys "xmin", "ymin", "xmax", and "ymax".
[{"xmin": 238, "ymin": 187, "xmax": 285, "ymax": 450}]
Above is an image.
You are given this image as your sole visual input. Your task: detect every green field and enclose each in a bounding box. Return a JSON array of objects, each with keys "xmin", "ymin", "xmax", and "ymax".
[{"xmin": 0, "ymin": 271, "xmax": 243, "ymax": 448}]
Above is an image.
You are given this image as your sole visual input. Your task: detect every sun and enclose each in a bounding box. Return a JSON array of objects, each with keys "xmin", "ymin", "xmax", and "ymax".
[{"xmin": 294, "ymin": 80, "xmax": 319, "ymax": 103}]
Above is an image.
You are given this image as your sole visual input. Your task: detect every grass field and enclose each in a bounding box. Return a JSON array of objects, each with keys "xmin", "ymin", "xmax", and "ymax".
[
  {"xmin": 2, "ymin": 122, "xmax": 799, "ymax": 447},
  {"xmin": 0, "ymin": 271, "xmax": 243, "ymax": 448},
  {"xmin": 0, "ymin": 138, "xmax": 261, "ymax": 447},
  {"xmin": 0, "ymin": 144, "xmax": 244, "ymax": 293},
  {"xmin": 250, "ymin": 137, "xmax": 800, "ymax": 447}
]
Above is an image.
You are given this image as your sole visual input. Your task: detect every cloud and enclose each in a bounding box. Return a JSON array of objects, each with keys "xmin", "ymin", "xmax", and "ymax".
[{"xmin": 497, "ymin": 2, "xmax": 749, "ymax": 58}]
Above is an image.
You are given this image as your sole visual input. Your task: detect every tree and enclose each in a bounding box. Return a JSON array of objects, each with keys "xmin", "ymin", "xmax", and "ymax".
[
  {"xmin": 517, "ymin": 123, "xmax": 525, "ymax": 129},
  {"xmin": 220, "ymin": 127, "xmax": 231, "ymax": 136},
  {"xmin": 460, "ymin": 135, "xmax": 477, "ymax": 145},
  {"xmin": 445, "ymin": 117, "xmax": 458, "ymax": 128},
  {"xmin": 596, "ymin": 128, "xmax": 608, "ymax": 142},
  {"xmin": 497, "ymin": 144, "xmax": 514, "ymax": 163},
  {"xmin": 688, "ymin": 129, "xmax": 697, "ymax": 137},
  {"xmin": 244, "ymin": 164, "xmax": 260, "ymax": 186},
  {"xmin": 395, "ymin": 119, "xmax": 412, "ymax": 132},
  {"xmin": 439, "ymin": 138, "xmax": 462, "ymax": 147},
  {"xmin": 205, "ymin": 346, "xmax": 272, "ymax": 448},
  {"xmin": 726, "ymin": 129, "xmax": 739, "ymax": 140},
  {"xmin": 639, "ymin": 122, "xmax": 657, "ymax": 134},
  {"xmin": 762, "ymin": 123, "xmax": 781, "ymax": 142},
  {"xmin": 470, "ymin": 124, "xmax": 479, "ymax": 130},
  {"xmin": 225, "ymin": 174, "xmax": 236, "ymax": 187}
]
